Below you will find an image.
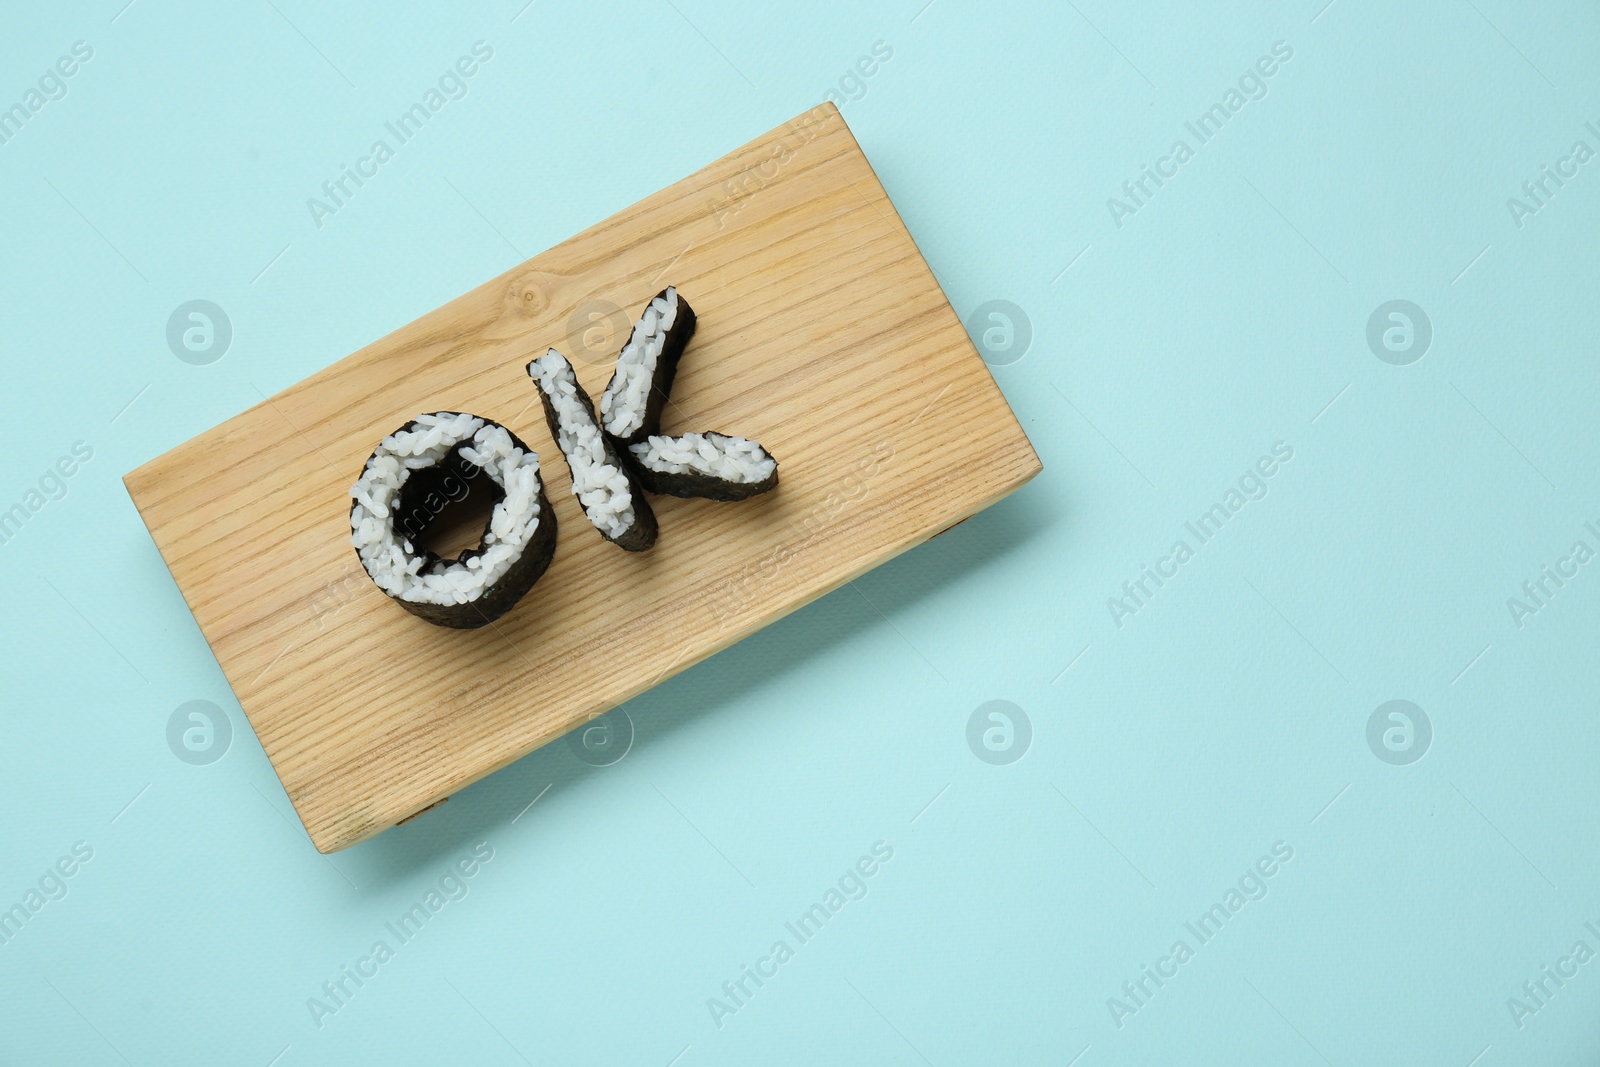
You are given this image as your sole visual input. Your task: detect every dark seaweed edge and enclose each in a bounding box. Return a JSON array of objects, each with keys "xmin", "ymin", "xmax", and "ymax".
[
  {"xmin": 395, "ymin": 444, "xmax": 501, "ymax": 577},
  {"xmin": 527, "ymin": 353, "xmax": 659, "ymax": 552}
]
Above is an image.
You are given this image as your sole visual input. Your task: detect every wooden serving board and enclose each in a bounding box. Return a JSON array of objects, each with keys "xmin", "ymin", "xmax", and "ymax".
[{"xmin": 124, "ymin": 103, "xmax": 1041, "ymax": 852}]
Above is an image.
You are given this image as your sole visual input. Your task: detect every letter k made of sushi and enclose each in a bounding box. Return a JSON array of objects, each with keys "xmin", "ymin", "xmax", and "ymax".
[{"xmin": 527, "ymin": 287, "xmax": 779, "ymax": 551}]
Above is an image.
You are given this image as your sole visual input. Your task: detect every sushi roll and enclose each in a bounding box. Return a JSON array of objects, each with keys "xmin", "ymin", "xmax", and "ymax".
[
  {"xmin": 626, "ymin": 432, "xmax": 779, "ymax": 501},
  {"xmin": 527, "ymin": 349, "xmax": 658, "ymax": 551},
  {"xmin": 348, "ymin": 412, "xmax": 555, "ymax": 629},
  {"xmin": 598, "ymin": 287, "xmax": 697, "ymax": 446}
]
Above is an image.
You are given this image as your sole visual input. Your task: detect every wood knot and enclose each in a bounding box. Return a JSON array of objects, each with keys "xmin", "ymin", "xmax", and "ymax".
[{"xmin": 511, "ymin": 274, "xmax": 550, "ymax": 317}]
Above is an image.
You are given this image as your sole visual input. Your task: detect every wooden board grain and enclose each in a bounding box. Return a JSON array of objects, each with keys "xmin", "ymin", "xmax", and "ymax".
[{"xmin": 124, "ymin": 103, "xmax": 1041, "ymax": 852}]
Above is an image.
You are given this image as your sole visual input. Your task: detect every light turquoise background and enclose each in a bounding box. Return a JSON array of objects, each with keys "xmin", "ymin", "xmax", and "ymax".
[{"xmin": 3, "ymin": 0, "xmax": 1598, "ymax": 1063}]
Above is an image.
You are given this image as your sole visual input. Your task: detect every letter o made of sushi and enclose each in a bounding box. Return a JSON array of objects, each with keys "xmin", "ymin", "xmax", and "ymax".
[{"xmin": 348, "ymin": 412, "xmax": 556, "ymax": 628}]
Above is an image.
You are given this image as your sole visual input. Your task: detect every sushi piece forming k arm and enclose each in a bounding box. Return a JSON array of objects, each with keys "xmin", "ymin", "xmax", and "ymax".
[
  {"xmin": 600, "ymin": 288, "xmax": 779, "ymax": 505},
  {"xmin": 627, "ymin": 431, "xmax": 778, "ymax": 501},
  {"xmin": 598, "ymin": 286, "xmax": 697, "ymax": 446}
]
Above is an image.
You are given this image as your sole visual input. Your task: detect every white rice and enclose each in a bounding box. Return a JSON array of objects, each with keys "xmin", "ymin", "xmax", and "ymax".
[
  {"xmin": 628, "ymin": 432, "xmax": 776, "ymax": 483},
  {"xmin": 348, "ymin": 412, "xmax": 543, "ymax": 605},
  {"xmin": 529, "ymin": 350, "xmax": 638, "ymax": 538},
  {"xmin": 599, "ymin": 287, "xmax": 679, "ymax": 439}
]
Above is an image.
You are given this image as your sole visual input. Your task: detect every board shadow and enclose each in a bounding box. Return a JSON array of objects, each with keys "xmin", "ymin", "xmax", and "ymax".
[{"xmin": 333, "ymin": 478, "xmax": 1054, "ymax": 884}]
